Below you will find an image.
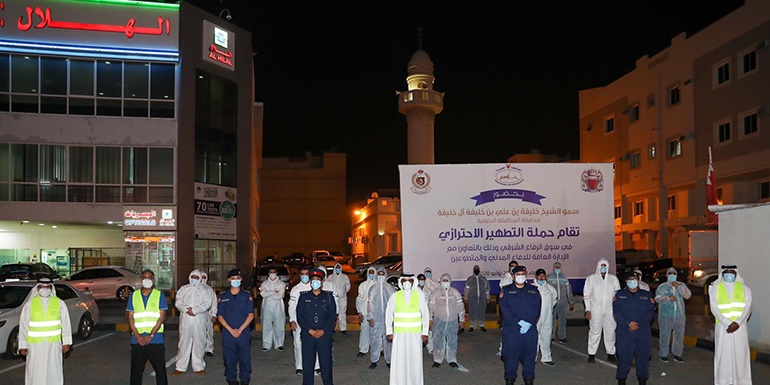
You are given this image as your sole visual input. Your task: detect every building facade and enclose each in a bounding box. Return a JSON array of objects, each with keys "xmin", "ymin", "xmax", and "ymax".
[
  {"xmin": 0, "ymin": 0, "xmax": 261, "ymax": 289},
  {"xmin": 351, "ymin": 191, "xmax": 401, "ymax": 262},
  {"xmin": 579, "ymin": 0, "xmax": 770, "ymax": 257}
]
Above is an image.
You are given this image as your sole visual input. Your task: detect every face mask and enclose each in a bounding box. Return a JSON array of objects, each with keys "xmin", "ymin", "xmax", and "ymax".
[
  {"xmin": 441, "ymin": 281, "xmax": 450, "ymax": 290},
  {"xmin": 368, "ymin": 274, "xmax": 375, "ymax": 280},
  {"xmin": 473, "ymin": 269, "xmax": 480, "ymax": 275},
  {"xmin": 514, "ymin": 275, "xmax": 527, "ymax": 284},
  {"xmin": 230, "ymin": 279, "xmax": 241, "ymax": 288},
  {"xmin": 537, "ymin": 280, "xmax": 546, "ymax": 286},
  {"xmin": 38, "ymin": 288, "xmax": 52, "ymax": 298},
  {"xmin": 269, "ymin": 273, "xmax": 277, "ymax": 280},
  {"xmin": 335, "ymin": 268, "xmax": 341, "ymax": 274},
  {"xmin": 600, "ymin": 266, "xmax": 607, "ymax": 274},
  {"xmin": 300, "ymin": 275, "xmax": 310, "ymax": 284},
  {"xmin": 377, "ymin": 275, "xmax": 385, "ymax": 282},
  {"xmin": 723, "ymin": 273, "xmax": 736, "ymax": 283},
  {"xmin": 627, "ymin": 280, "xmax": 638, "ymax": 289},
  {"xmin": 142, "ymin": 278, "xmax": 153, "ymax": 289},
  {"xmin": 190, "ymin": 278, "xmax": 200, "ymax": 286},
  {"xmin": 667, "ymin": 274, "xmax": 677, "ymax": 283},
  {"xmin": 425, "ymin": 272, "xmax": 432, "ymax": 278},
  {"xmin": 201, "ymin": 276, "xmax": 207, "ymax": 284},
  {"xmin": 554, "ymin": 268, "xmax": 561, "ymax": 274},
  {"xmin": 311, "ymin": 280, "xmax": 322, "ymax": 290},
  {"xmin": 402, "ymin": 281, "xmax": 413, "ymax": 291},
  {"xmin": 418, "ymin": 280, "xmax": 425, "ymax": 287}
]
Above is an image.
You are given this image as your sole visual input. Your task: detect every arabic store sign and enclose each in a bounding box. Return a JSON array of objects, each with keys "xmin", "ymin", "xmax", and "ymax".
[
  {"xmin": 123, "ymin": 205, "xmax": 177, "ymax": 231},
  {"xmin": 0, "ymin": 0, "xmax": 179, "ymax": 52},
  {"xmin": 202, "ymin": 20, "xmax": 234, "ymax": 70}
]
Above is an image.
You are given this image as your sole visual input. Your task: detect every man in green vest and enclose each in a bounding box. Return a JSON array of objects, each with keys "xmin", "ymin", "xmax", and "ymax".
[
  {"xmin": 708, "ymin": 264, "xmax": 753, "ymax": 385},
  {"xmin": 386, "ymin": 273, "xmax": 430, "ymax": 385},
  {"xmin": 127, "ymin": 269, "xmax": 168, "ymax": 385},
  {"xmin": 19, "ymin": 277, "xmax": 72, "ymax": 385}
]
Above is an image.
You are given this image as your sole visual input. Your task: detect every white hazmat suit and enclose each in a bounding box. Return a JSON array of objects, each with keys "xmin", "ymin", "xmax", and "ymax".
[
  {"xmin": 288, "ymin": 276, "xmax": 320, "ymax": 372},
  {"xmin": 583, "ymin": 258, "xmax": 620, "ymax": 356},
  {"xmin": 199, "ymin": 271, "xmax": 217, "ymax": 356},
  {"xmin": 259, "ymin": 272, "xmax": 286, "ymax": 350},
  {"xmin": 368, "ymin": 268, "xmax": 396, "ymax": 366},
  {"xmin": 19, "ymin": 281, "xmax": 72, "ymax": 385},
  {"xmin": 386, "ymin": 275, "xmax": 430, "ymax": 385},
  {"xmin": 535, "ymin": 280, "xmax": 557, "ymax": 363},
  {"xmin": 356, "ymin": 267, "xmax": 377, "ymax": 354},
  {"xmin": 708, "ymin": 265, "xmax": 752, "ymax": 385},
  {"xmin": 429, "ymin": 274, "xmax": 465, "ymax": 365},
  {"xmin": 327, "ymin": 263, "xmax": 351, "ymax": 331},
  {"xmin": 175, "ymin": 269, "xmax": 215, "ymax": 373}
]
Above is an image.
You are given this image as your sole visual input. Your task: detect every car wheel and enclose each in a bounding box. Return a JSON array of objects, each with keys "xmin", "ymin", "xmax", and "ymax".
[
  {"xmin": 3, "ymin": 327, "xmax": 20, "ymax": 360},
  {"xmin": 77, "ymin": 314, "xmax": 93, "ymax": 340},
  {"xmin": 117, "ymin": 286, "xmax": 134, "ymax": 301}
]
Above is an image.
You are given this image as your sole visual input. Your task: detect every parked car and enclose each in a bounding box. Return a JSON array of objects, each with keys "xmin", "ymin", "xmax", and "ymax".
[
  {"xmin": 63, "ymin": 266, "xmax": 142, "ymax": 301},
  {"xmin": 0, "ymin": 263, "xmax": 60, "ymax": 282},
  {"xmin": 286, "ymin": 253, "xmax": 309, "ymax": 266},
  {"xmin": 652, "ymin": 266, "xmax": 691, "ymax": 285},
  {"xmin": 630, "ymin": 258, "xmax": 677, "ymax": 282},
  {"xmin": 356, "ymin": 253, "xmax": 403, "ymax": 277},
  {"xmin": 251, "ymin": 264, "xmax": 293, "ymax": 293},
  {"xmin": 0, "ymin": 280, "xmax": 99, "ymax": 359},
  {"xmin": 329, "ymin": 251, "xmax": 349, "ymax": 264},
  {"xmin": 310, "ymin": 250, "xmax": 330, "ymax": 264},
  {"xmin": 386, "ymin": 261, "xmax": 403, "ymax": 288},
  {"xmin": 315, "ymin": 256, "xmax": 338, "ymax": 275},
  {"xmin": 615, "ymin": 249, "xmax": 659, "ymax": 275}
]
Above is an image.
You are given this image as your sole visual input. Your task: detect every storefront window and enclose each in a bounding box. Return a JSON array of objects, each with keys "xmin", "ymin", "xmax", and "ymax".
[
  {"xmin": 193, "ymin": 239, "xmax": 236, "ymax": 290},
  {"xmin": 41, "ymin": 57, "xmax": 67, "ymax": 95},
  {"xmin": 125, "ymin": 232, "xmax": 175, "ymax": 291}
]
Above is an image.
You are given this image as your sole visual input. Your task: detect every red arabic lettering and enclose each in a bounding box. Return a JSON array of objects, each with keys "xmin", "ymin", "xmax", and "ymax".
[{"xmin": 17, "ymin": 6, "xmax": 171, "ymax": 38}]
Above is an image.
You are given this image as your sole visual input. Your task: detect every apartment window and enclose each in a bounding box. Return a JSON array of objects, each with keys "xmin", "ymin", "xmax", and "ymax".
[
  {"xmin": 69, "ymin": 146, "xmax": 94, "ymax": 183},
  {"xmin": 741, "ymin": 49, "xmax": 757, "ymax": 75},
  {"xmin": 742, "ymin": 112, "xmax": 758, "ymax": 136},
  {"xmin": 648, "ymin": 144, "xmax": 656, "ymax": 159},
  {"xmin": 633, "ymin": 201, "xmax": 644, "ymax": 216},
  {"xmin": 647, "ymin": 94, "xmax": 655, "ymax": 108},
  {"xmin": 614, "ymin": 205, "xmax": 622, "ymax": 219},
  {"xmin": 668, "ymin": 195, "xmax": 677, "ymax": 211},
  {"xmin": 760, "ymin": 181, "xmax": 770, "ymax": 200},
  {"xmin": 629, "ymin": 151, "xmax": 641, "ymax": 170},
  {"xmin": 629, "ymin": 104, "xmax": 640, "ymax": 122},
  {"xmin": 604, "ymin": 116, "xmax": 615, "ymax": 134},
  {"xmin": 715, "ymin": 61, "xmax": 730, "ymax": 86},
  {"xmin": 668, "ymin": 138, "xmax": 682, "ymax": 158},
  {"xmin": 668, "ymin": 86, "xmax": 680, "ymax": 106},
  {"xmin": 717, "ymin": 121, "xmax": 731, "ymax": 143}
]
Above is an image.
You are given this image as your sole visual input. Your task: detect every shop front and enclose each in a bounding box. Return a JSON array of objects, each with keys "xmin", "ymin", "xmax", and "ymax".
[
  {"xmin": 193, "ymin": 183, "xmax": 237, "ymax": 289},
  {"xmin": 122, "ymin": 205, "xmax": 177, "ymax": 290}
]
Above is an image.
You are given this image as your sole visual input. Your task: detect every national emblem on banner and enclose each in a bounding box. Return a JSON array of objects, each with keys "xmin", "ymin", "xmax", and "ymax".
[
  {"xmin": 410, "ymin": 169, "xmax": 432, "ymax": 195},
  {"xmin": 581, "ymin": 168, "xmax": 604, "ymax": 193}
]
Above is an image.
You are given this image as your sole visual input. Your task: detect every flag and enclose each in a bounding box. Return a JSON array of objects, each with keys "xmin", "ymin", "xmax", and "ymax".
[{"xmin": 706, "ymin": 146, "xmax": 718, "ymax": 225}]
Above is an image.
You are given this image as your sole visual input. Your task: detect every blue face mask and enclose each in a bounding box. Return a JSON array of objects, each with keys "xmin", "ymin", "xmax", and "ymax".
[
  {"xmin": 667, "ymin": 274, "xmax": 677, "ymax": 283},
  {"xmin": 300, "ymin": 275, "xmax": 310, "ymax": 284},
  {"xmin": 335, "ymin": 268, "xmax": 341, "ymax": 274},
  {"xmin": 368, "ymin": 274, "xmax": 375, "ymax": 281},
  {"xmin": 537, "ymin": 280, "xmax": 546, "ymax": 286},
  {"xmin": 311, "ymin": 280, "xmax": 322, "ymax": 290},
  {"xmin": 230, "ymin": 279, "xmax": 241, "ymax": 288},
  {"xmin": 723, "ymin": 273, "xmax": 736, "ymax": 283},
  {"xmin": 626, "ymin": 280, "xmax": 638, "ymax": 289},
  {"xmin": 554, "ymin": 268, "xmax": 561, "ymax": 274},
  {"xmin": 600, "ymin": 266, "xmax": 607, "ymax": 274},
  {"xmin": 425, "ymin": 272, "xmax": 432, "ymax": 278}
]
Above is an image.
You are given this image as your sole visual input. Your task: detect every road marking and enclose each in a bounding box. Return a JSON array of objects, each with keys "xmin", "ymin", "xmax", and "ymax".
[
  {"xmin": 552, "ymin": 342, "xmax": 618, "ymax": 369},
  {"xmin": 150, "ymin": 356, "xmax": 177, "ymax": 377},
  {"xmin": 0, "ymin": 332, "xmax": 115, "ymax": 374}
]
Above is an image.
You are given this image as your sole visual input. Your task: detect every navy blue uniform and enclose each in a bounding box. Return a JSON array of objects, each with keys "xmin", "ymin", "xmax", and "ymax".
[
  {"xmin": 217, "ymin": 288, "xmax": 254, "ymax": 384},
  {"xmin": 499, "ymin": 283, "xmax": 541, "ymax": 382},
  {"xmin": 297, "ymin": 289, "xmax": 337, "ymax": 385},
  {"xmin": 613, "ymin": 288, "xmax": 655, "ymax": 381}
]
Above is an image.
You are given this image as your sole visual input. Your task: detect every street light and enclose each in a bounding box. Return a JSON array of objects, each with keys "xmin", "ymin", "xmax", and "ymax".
[{"xmin": 354, "ymin": 210, "xmax": 361, "ymax": 215}]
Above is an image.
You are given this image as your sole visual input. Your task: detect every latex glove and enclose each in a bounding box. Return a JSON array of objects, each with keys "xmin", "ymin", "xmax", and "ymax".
[{"xmin": 519, "ymin": 324, "xmax": 530, "ymax": 334}]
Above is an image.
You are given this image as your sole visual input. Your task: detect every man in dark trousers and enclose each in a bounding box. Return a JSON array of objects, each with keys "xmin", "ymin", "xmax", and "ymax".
[
  {"xmin": 613, "ymin": 272, "xmax": 655, "ymax": 385},
  {"xmin": 500, "ymin": 265, "xmax": 541, "ymax": 385},
  {"xmin": 297, "ymin": 268, "xmax": 337, "ymax": 385},
  {"xmin": 217, "ymin": 269, "xmax": 254, "ymax": 385}
]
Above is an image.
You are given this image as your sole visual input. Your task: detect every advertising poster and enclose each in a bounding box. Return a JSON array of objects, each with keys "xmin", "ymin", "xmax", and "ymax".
[{"xmin": 194, "ymin": 183, "xmax": 237, "ymax": 240}]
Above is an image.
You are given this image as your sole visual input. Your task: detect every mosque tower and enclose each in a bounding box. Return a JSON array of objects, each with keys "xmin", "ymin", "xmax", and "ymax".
[{"xmin": 398, "ymin": 30, "xmax": 444, "ymax": 165}]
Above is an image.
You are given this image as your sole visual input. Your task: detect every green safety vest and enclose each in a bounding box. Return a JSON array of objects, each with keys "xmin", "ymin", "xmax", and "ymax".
[
  {"xmin": 716, "ymin": 281, "xmax": 746, "ymax": 324},
  {"xmin": 393, "ymin": 291, "xmax": 422, "ymax": 334},
  {"xmin": 132, "ymin": 289, "xmax": 164, "ymax": 334},
  {"xmin": 27, "ymin": 296, "xmax": 62, "ymax": 344}
]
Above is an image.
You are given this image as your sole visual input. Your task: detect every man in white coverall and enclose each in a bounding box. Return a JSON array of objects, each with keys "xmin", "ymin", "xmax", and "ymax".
[
  {"xmin": 19, "ymin": 277, "xmax": 72, "ymax": 385},
  {"xmin": 386, "ymin": 274, "xmax": 430, "ymax": 385},
  {"xmin": 356, "ymin": 267, "xmax": 378, "ymax": 357},
  {"xmin": 259, "ymin": 267, "xmax": 286, "ymax": 350},
  {"xmin": 199, "ymin": 271, "xmax": 217, "ymax": 358},
  {"xmin": 288, "ymin": 266, "xmax": 320, "ymax": 375},
  {"xmin": 368, "ymin": 267, "xmax": 396, "ymax": 369},
  {"xmin": 423, "ymin": 267, "xmax": 440, "ymax": 294},
  {"xmin": 328, "ymin": 262, "xmax": 351, "ymax": 334},
  {"xmin": 173, "ymin": 269, "xmax": 215, "ymax": 376},
  {"xmin": 429, "ymin": 273, "xmax": 464, "ymax": 368},
  {"xmin": 583, "ymin": 258, "xmax": 620, "ymax": 363},
  {"xmin": 709, "ymin": 264, "xmax": 752, "ymax": 385},
  {"xmin": 534, "ymin": 268, "xmax": 557, "ymax": 366}
]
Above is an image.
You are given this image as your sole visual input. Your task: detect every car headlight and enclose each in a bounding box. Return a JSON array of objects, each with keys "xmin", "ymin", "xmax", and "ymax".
[{"xmin": 692, "ymin": 270, "xmax": 705, "ymax": 278}]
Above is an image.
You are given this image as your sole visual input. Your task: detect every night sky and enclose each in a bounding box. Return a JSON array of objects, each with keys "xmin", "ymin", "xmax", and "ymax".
[{"xmin": 185, "ymin": 0, "xmax": 744, "ymax": 203}]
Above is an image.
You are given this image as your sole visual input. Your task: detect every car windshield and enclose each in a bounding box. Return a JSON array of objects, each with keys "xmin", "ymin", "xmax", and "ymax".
[
  {"xmin": 0, "ymin": 285, "xmax": 32, "ymax": 309},
  {"xmin": 318, "ymin": 256, "xmax": 336, "ymax": 262},
  {"xmin": 259, "ymin": 266, "xmax": 289, "ymax": 276},
  {"xmin": 0, "ymin": 264, "xmax": 32, "ymax": 274}
]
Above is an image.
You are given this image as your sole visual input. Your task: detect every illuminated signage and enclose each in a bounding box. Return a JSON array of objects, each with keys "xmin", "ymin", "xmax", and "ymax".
[
  {"xmin": 123, "ymin": 205, "xmax": 177, "ymax": 230},
  {"xmin": 202, "ymin": 20, "xmax": 235, "ymax": 70},
  {"xmin": 214, "ymin": 26, "xmax": 228, "ymax": 48}
]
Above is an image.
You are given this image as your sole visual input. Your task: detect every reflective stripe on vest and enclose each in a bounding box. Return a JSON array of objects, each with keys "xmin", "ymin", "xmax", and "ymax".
[
  {"xmin": 28, "ymin": 296, "xmax": 62, "ymax": 343},
  {"xmin": 132, "ymin": 289, "xmax": 164, "ymax": 333},
  {"xmin": 393, "ymin": 291, "xmax": 422, "ymax": 333},
  {"xmin": 716, "ymin": 282, "xmax": 745, "ymax": 324}
]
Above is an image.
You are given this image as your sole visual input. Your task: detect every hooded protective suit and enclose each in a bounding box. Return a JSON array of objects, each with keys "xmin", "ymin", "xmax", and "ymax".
[
  {"xmin": 654, "ymin": 267, "xmax": 691, "ymax": 359},
  {"xmin": 709, "ymin": 265, "xmax": 752, "ymax": 385},
  {"xmin": 367, "ymin": 267, "xmax": 396, "ymax": 365},
  {"xmin": 633, "ymin": 269, "xmax": 651, "ymax": 292},
  {"xmin": 19, "ymin": 280, "xmax": 72, "ymax": 385},
  {"xmin": 327, "ymin": 262, "xmax": 351, "ymax": 331},
  {"xmin": 546, "ymin": 262, "xmax": 573, "ymax": 341},
  {"xmin": 386, "ymin": 275, "xmax": 430, "ymax": 385},
  {"xmin": 583, "ymin": 258, "xmax": 620, "ymax": 356},
  {"xmin": 535, "ymin": 279, "xmax": 557, "ymax": 363},
  {"xmin": 199, "ymin": 271, "xmax": 217, "ymax": 355},
  {"xmin": 429, "ymin": 274, "xmax": 465, "ymax": 365},
  {"xmin": 356, "ymin": 267, "xmax": 377, "ymax": 354},
  {"xmin": 258, "ymin": 270, "xmax": 286, "ymax": 350},
  {"xmin": 288, "ymin": 274, "xmax": 320, "ymax": 372},
  {"xmin": 464, "ymin": 268, "xmax": 490, "ymax": 330},
  {"xmin": 175, "ymin": 269, "xmax": 215, "ymax": 372}
]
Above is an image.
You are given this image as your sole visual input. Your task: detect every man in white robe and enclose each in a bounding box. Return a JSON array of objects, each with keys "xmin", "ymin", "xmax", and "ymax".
[
  {"xmin": 173, "ymin": 269, "xmax": 214, "ymax": 375},
  {"xmin": 19, "ymin": 277, "xmax": 72, "ymax": 385},
  {"xmin": 386, "ymin": 274, "xmax": 430, "ymax": 385},
  {"xmin": 709, "ymin": 264, "xmax": 752, "ymax": 385}
]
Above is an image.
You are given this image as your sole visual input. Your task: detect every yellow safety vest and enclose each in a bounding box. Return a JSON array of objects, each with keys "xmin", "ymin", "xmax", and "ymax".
[
  {"xmin": 132, "ymin": 289, "xmax": 164, "ymax": 334},
  {"xmin": 716, "ymin": 282, "xmax": 746, "ymax": 324},
  {"xmin": 393, "ymin": 291, "xmax": 422, "ymax": 333},
  {"xmin": 27, "ymin": 296, "xmax": 62, "ymax": 344}
]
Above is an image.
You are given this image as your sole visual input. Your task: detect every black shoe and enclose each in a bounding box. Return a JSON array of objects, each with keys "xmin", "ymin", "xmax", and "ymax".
[
  {"xmin": 505, "ymin": 379, "xmax": 515, "ymax": 385},
  {"xmin": 315, "ymin": 369, "xmax": 321, "ymax": 376},
  {"xmin": 469, "ymin": 327, "xmax": 474, "ymax": 333},
  {"xmin": 523, "ymin": 378, "xmax": 534, "ymax": 385},
  {"xmin": 542, "ymin": 361, "xmax": 555, "ymax": 367},
  {"xmin": 227, "ymin": 381, "xmax": 238, "ymax": 385},
  {"xmin": 432, "ymin": 362, "xmax": 441, "ymax": 368},
  {"xmin": 341, "ymin": 330, "xmax": 348, "ymax": 335},
  {"xmin": 369, "ymin": 363, "xmax": 377, "ymax": 369},
  {"xmin": 295, "ymin": 369, "xmax": 302, "ymax": 375},
  {"xmin": 659, "ymin": 356, "xmax": 669, "ymax": 363},
  {"xmin": 480, "ymin": 327, "xmax": 487, "ymax": 333},
  {"xmin": 449, "ymin": 362, "xmax": 458, "ymax": 368},
  {"xmin": 558, "ymin": 338, "xmax": 567, "ymax": 344},
  {"xmin": 357, "ymin": 351, "xmax": 367, "ymax": 357},
  {"xmin": 607, "ymin": 354, "xmax": 617, "ymax": 363},
  {"xmin": 277, "ymin": 346, "xmax": 284, "ymax": 351},
  {"xmin": 587, "ymin": 355, "xmax": 596, "ymax": 363},
  {"xmin": 386, "ymin": 363, "xmax": 391, "ymax": 368},
  {"xmin": 261, "ymin": 347, "xmax": 268, "ymax": 351},
  {"xmin": 617, "ymin": 379, "xmax": 626, "ymax": 385},
  {"xmin": 241, "ymin": 381, "xmax": 249, "ymax": 385},
  {"xmin": 458, "ymin": 328, "xmax": 464, "ymax": 335},
  {"xmin": 672, "ymin": 355, "xmax": 683, "ymax": 363},
  {"xmin": 638, "ymin": 380, "xmax": 646, "ymax": 385},
  {"xmin": 205, "ymin": 351, "xmax": 214, "ymax": 358}
]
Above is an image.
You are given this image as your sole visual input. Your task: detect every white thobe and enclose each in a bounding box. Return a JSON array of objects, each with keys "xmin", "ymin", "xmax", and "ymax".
[
  {"xmin": 19, "ymin": 297, "xmax": 72, "ymax": 385},
  {"xmin": 175, "ymin": 283, "xmax": 214, "ymax": 372},
  {"xmin": 709, "ymin": 281, "xmax": 753, "ymax": 385},
  {"xmin": 536, "ymin": 283, "xmax": 557, "ymax": 362},
  {"xmin": 386, "ymin": 290, "xmax": 430, "ymax": 385}
]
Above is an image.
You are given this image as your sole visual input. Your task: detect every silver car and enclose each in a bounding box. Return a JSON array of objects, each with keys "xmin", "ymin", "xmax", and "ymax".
[
  {"xmin": 0, "ymin": 280, "xmax": 100, "ymax": 359},
  {"xmin": 63, "ymin": 266, "xmax": 142, "ymax": 300}
]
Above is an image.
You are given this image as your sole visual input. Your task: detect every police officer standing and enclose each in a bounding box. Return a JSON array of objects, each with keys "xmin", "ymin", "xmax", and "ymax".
[
  {"xmin": 500, "ymin": 266, "xmax": 541, "ymax": 385},
  {"xmin": 217, "ymin": 269, "xmax": 255, "ymax": 385},
  {"xmin": 613, "ymin": 272, "xmax": 655, "ymax": 385},
  {"xmin": 297, "ymin": 268, "xmax": 337, "ymax": 385}
]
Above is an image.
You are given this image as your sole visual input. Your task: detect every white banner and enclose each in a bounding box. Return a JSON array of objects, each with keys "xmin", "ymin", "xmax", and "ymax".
[
  {"xmin": 194, "ymin": 183, "xmax": 237, "ymax": 240},
  {"xmin": 399, "ymin": 163, "xmax": 614, "ymax": 286}
]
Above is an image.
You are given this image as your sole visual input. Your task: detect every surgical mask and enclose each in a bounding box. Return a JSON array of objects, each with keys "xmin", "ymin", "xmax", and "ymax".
[
  {"xmin": 142, "ymin": 278, "xmax": 153, "ymax": 289},
  {"xmin": 514, "ymin": 275, "xmax": 527, "ymax": 284},
  {"xmin": 311, "ymin": 280, "xmax": 322, "ymax": 290},
  {"xmin": 537, "ymin": 280, "xmax": 546, "ymax": 286},
  {"xmin": 723, "ymin": 273, "xmax": 736, "ymax": 283},
  {"xmin": 38, "ymin": 288, "xmax": 52, "ymax": 298},
  {"xmin": 300, "ymin": 275, "xmax": 310, "ymax": 284},
  {"xmin": 402, "ymin": 281, "xmax": 413, "ymax": 291},
  {"xmin": 441, "ymin": 281, "xmax": 450, "ymax": 290},
  {"xmin": 269, "ymin": 273, "xmax": 277, "ymax": 280},
  {"xmin": 473, "ymin": 269, "xmax": 480, "ymax": 275},
  {"xmin": 667, "ymin": 274, "xmax": 677, "ymax": 283},
  {"xmin": 335, "ymin": 268, "xmax": 341, "ymax": 274},
  {"xmin": 554, "ymin": 268, "xmax": 561, "ymax": 274},
  {"xmin": 230, "ymin": 279, "xmax": 241, "ymax": 288},
  {"xmin": 190, "ymin": 278, "xmax": 200, "ymax": 286},
  {"xmin": 627, "ymin": 280, "xmax": 638, "ymax": 289},
  {"xmin": 368, "ymin": 274, "xmax": 375, "ymax": 281},
  {"xmin": 418, "ymin": 280, "xmax": 425, "ymax": 287},
  {"xmin": 377, "ymin": 275, "xmax": 385, "ymax": 282},
  {"xmin": 600, "ymin": 266, "xmax": 607, "ymax": 273},
  {"xmin": 425, "ymin": 272, "xmax": 432, "ymax": 278}
]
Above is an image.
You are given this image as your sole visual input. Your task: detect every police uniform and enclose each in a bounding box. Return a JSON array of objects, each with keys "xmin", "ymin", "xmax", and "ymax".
[
  {"xmin": 613, "ymin": 285, "xmax": 655, "ymax": 384},
  {"xmin": 297, "ymin": 270, "xmax": 337, "ymax": 385},
  {"xmin": 217, "ymin": 284, "xmax": 254, "ymax": 385},
  {"xmin": 499, "ymin": 268, "xmax": 541, "ymax": 385}
]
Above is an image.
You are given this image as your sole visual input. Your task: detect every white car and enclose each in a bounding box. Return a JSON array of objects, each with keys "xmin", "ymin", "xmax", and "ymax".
[
  {"xmin": 0, "ymin": 280, "xmax": 99, "ymax": 359},
  {"xmin": 63, "ymin": 266, "xmax": 142, "ymax": 300}
]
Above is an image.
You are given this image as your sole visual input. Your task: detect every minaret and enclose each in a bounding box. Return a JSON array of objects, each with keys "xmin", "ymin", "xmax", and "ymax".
[{"xmin": 398, "ymin": 30, "xmax": 444, "ymax": 165}]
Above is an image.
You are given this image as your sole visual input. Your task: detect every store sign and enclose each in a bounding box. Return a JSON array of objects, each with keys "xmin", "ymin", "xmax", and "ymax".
[
  {"xmin": 202, "ymin": 20, "xmax": 235, "ymax": 70},
  {"xmin": 0, "ymin": 0, "xmax": 179, "ymax": 52},
  {"xmin": 194, "ymin": 183, "xmax": 237, "ymax": 240},
  {"xmin": 123, "ymin": 206, "xmax": 177, "ymax": 231}
]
